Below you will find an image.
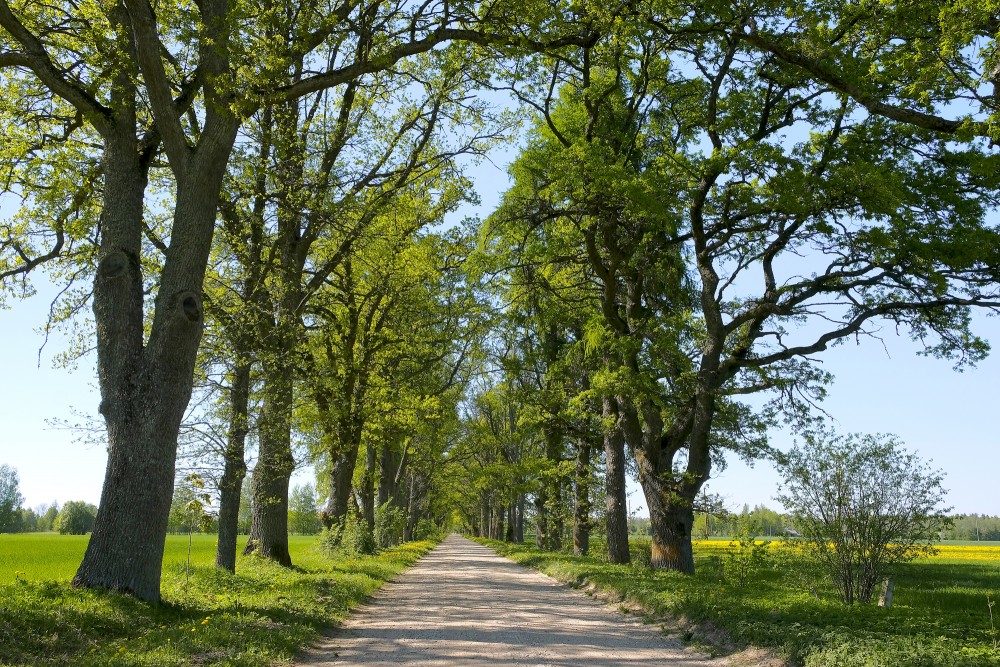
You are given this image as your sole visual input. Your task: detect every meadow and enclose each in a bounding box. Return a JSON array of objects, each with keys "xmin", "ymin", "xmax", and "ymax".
[
  {"xmin": 0, "ymin": 533, "xmax": 436, "ymax": 666},
  {"xmin": 480, "ymin": 538, "xmax": 1000, "ymax": 667}
]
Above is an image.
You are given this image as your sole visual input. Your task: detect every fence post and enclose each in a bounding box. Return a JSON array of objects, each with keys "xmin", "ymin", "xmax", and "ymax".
[{"xmin": 878, "ymin": 577, "xmax": 894, "ymax": 607}]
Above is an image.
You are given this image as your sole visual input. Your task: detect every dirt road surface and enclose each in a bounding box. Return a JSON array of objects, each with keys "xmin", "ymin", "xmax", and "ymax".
[{"xmin": 298, "ymin": 534, "xmax": 718, "ymax": 666}]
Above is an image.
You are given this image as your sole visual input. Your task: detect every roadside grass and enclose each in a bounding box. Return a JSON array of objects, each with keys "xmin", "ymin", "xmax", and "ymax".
[
  {"xmin": 0, "ymin": 533, "xmax": 435, "ymax": 666},
  {"xmin": 478, "ymin": 538, "xmax": 1000, "ymax": 667}
]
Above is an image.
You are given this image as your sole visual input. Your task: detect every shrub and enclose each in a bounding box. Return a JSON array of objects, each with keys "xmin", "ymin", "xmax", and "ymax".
[
  {"xmin": 322, "ymin": 512, "xmax": 378, "ymax": 556},
  {"xmin": 723, "ymin": 518, "xmax": 770, "ymax": 588},
  {"xmin": 374, "ymin": 502, "xmax": 405, "ymax": 548},
  {"xmin": 777, "ymin": 429, "xmax": 950, "ymax": 604}
]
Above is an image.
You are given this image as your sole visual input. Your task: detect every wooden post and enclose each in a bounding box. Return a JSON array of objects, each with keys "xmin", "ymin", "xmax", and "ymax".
[{"xmin": 878, "ymin": 577, "xmax": 894, "ymax": 607}]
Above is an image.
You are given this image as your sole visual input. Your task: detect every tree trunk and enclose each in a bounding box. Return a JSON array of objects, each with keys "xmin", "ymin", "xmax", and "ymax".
[
  {"xmin": 215, "ymin": 359, "xmax": 250, "ymax": 572},
  {"xmin": 542, "ymin": 424, "xmax": 563, "ymax": 551},
  {"xmin": 645, "ymin": 487, "xmax": 695, "ymax": 573},
  {"xmin": 324, "ymin": 440, "xmax": 359, "ymax": 531},
  {"xmin": 75, "ymin": 128, "xmax": 234, "ymax": 601},
  {"xmin": 603, "ymin": 397, "xmax": 630, "ymax": 564},
  {"xmin": 494, "ymin": 500, "xmax": 505, "ymax": 540},
  {"xmin": 244, "ymin": 352, "xmax": 294, "ymax": 566},
  {"xmin": 515, "ymin": 494, "xmax": 524, "ymax": 543},
  {"xmin": 573, "ymin": 438, "xmax": 591, "ymax": 556},
  {"xmin": 534, "ymin": 491, "xmax": 547, "ymax": 549},
  {"xmin": 404, "ymin": 473, "xmax": 422, "ymax": 541},
  {"xmin": 378, "ymin": 440, "xmax": 399, "ymax": 508},
  {"xmin": 360, "ymin": 443, "xmax": 376, "ymax": 529}
]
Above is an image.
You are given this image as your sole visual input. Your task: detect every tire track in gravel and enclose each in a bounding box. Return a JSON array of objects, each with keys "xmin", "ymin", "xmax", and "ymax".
[{"xmin": 297, "ymin": 534, "xmax": 719, "ymax": 666}]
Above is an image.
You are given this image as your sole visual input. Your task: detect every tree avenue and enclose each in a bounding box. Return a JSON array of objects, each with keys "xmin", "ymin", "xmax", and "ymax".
[{"xmin": 1, "ymin": 0, "xmax": 999, "ymax": 604}]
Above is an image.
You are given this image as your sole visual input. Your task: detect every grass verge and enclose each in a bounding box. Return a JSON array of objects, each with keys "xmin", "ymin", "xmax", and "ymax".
[
  {"xmin": 476, "ymin": 538, "xmax": 1000, "ymax": 667},
  {"xmin": 0, "ymin": 534, "xmax": 435, "ymax": 666}
]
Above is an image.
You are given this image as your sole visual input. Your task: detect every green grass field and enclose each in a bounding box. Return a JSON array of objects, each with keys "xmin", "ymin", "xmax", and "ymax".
[
  {"xmin": 480, "ymin": 537, "xmax": 1000, "ymax": 667},
  {"xmin": 0, "ymin": 533, "xmax": 267, "ymax": 584},
  {"xmin": 0, "ymin": 533, "xmax": 436, "ymax": 666}
]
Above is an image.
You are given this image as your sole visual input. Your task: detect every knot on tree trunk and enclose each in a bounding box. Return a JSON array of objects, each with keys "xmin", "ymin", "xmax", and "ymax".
[
  {"xmin": 97, "ymin": 250, "xmax": 139, "ymax": 280},
  {"xmin": 97, "ymin": 250, "xmax": 134, "ymax": 280},
  {"xmin": 173, "ymin": 290, "xmax": 202, "ymax": 323}
]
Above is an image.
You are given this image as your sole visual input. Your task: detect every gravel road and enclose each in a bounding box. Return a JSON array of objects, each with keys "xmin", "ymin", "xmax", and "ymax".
[{"xmin": 297, "ymin": 534, "xmax": 719, "ymax": 666}]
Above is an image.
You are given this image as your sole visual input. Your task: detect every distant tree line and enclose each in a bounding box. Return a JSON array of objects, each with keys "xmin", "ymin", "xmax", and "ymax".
[{"xmin": 944, "ymin": 515, "xmax": 1000, "ymax": 542}]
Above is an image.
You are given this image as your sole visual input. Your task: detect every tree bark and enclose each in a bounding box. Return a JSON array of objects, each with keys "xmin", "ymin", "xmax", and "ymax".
[
  {"xmin": 642, "ymin": 474, "xmax": 695, "ymax": 573},
  {"xmin": 324, "ymin": 439, "xmax": 360, "ymax": 531},
  {"xmin": 404, "ymin": 473, "xmax": 423, "ymax": 541},
  {"xmin": 360, "ymin": 443, "xmax": 376, "ymax": 529},
  {"xmin": 244, "ymin": 329, "xmax": 296, "ymax": 564},
  {"xmin": 533, "ymin": 489, "xmax": 547, "ymax": 549},
  {"xmin": 515, "ymin": 495, "xmax": 525, "ymax": 543},
  {"xmin": 603, "ymin": 397, "xmax": 630, "ymax": 564},
  {"xmin": 573, "ymin": 438, "xmax": 591, "ymax": 556},
  {"xmin": 75, "ymin": 124, "xmax": 235, "ymax": 601},
  {"xmin": 215, "ymin": 359, "xmax": 250, "ymax": 571}
]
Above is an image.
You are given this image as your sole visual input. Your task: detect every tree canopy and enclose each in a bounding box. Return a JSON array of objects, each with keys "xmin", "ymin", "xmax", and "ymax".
[{"xmin": 1, "ymin": 0, "xmax": 999, "ymax": 600}]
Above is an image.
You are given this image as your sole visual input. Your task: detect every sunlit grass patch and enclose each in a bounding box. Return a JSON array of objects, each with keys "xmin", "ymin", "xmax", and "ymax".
[
  {"xmin": 0, "ymin": 534, "xmax": 436, "ymax": 666},
  {"xmin": 479, "ymin": 537, "xmax": 1000, "ymax": 667}
]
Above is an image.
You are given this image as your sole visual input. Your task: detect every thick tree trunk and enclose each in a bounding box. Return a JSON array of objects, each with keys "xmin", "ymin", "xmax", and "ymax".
[
  {"xmin": 646, "ymin": 488, "xmax": 695, "ymax": 573},
  {"xmin": 479, "ymin": 496, "xmax": 488, "ymax": 539},
  {"xmin": 244, "ymin": 354, "xmax": 294, "ymax": 566},
  {"xmin": 360, "ymin": 443, "xmax": 376, "ymax": 529},
  {"xmin": 603, "ymin": 397, "xmax": 630, "ymax": 564},
  {"xmin": 573, "ymin": 439, "xmax": 591, "ymax": 556},
  {"xmin": 324, "ymin": 440, "xmax": 359, "ymax": 531},
  {"xmin": 515, "ymin": 494, "xmax": 524, "ymax": 543},
  {"xmin": 75, "ymin": 130, "xmax": 234, "ymax": 601},
  {"xmin": 505, "ymin": 503, "xmax": 515, "ymax": 542},
  {"xmin": 404, "ymin": 473, "xmax": 422, "ymax": 541},
  {"xmin": 494, "ymin": 501, "xmax": 505, "ymax": 540},
  {"xmin": 215, "ymin": 360, "xmax": 250, "ymax": 572},
  {"xmin": 533, "ymin": 491, "xmax": 547, "ymax": 549},
  {"xmin": 377, "ymin": 441, "xmax": 398, "ymax": 508}
]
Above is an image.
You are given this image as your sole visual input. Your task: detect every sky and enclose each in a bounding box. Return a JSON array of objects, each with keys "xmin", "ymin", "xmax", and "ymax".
[{"xmin": 2, "ymin": 149, "xmax": 1000, "ymax": 520}]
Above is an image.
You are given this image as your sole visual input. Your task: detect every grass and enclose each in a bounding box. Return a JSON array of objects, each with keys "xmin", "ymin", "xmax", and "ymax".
[
  {"xmin": 478, "ymin": 537, "xmax": 1000, "ymax": 667},
  {"xmin": 0, "ymin": 533, "xmax": 436, "ymax": 666}
]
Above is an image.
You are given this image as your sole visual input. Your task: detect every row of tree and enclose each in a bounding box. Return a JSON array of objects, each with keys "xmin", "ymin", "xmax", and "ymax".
[
  {"xmin": 2, "ymin": 0, "xmax": 1000, "ymax": 602},
  {"xmin": 0, "ymin": 466, "xmax": 98, "ymax": 534}
]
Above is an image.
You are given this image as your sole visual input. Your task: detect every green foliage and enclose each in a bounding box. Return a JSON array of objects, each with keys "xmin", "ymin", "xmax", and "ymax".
[
  {"xmin": 723, "ymin": 519, "xmax": 771, "ymax": 589},
  {"xmin": 54, "ymin": 501, "xmax": 97, "ymax": 535},
  {"xmin": 167, "ymin": 475, "xmax": 214, "ymax": 535},
  {"xmin": 374, "ymin": 502, "xmax": 406, "ymax": 549},
  {"xmin": 478, "ymin": 538, "xmax": 1000, "ymax": 667},
  {"xmin": 0, "ymin": 464, "xmax": 24, "ymax": 532},
  {"xmin": 342, "ymin": 513, "xmax": 378, "ymax": 556},
  {"xmin": 0, "ymin": 534, "xmax": 436, "ymax": 665},
  {"xmin": 777, "ymin": 429, "xmax": 951, "ymax": 604},
  {"xmin": 288, "ymin": 484, "xmax": 321, "ymax": 536},
  {"xmin": 322, "ymin": 512, "xmax": 378, "ymax": 557}
]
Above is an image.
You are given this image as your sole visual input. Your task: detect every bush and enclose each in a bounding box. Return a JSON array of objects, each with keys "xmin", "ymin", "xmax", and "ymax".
[
  {"xmin": 321, "ymin": 512, "xmax": 377, "ymax": 556},
  {"xmin": 374, "ymin": 502, "xmax": 405, "ymax": 548},
  {"xmin": 777, "ymin": 429, "xmax": 950, "ymax": 604},
  {"xmin": 723, "ymin": 518, "xmax": 770, "ymax": 588}
]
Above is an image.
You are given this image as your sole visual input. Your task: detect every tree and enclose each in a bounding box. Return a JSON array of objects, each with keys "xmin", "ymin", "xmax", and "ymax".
[
  {"xmin": 0, "ymin": 464, "xmax": 23, "ymax": 532},
  {"xmin": 38, "ymin": 502, "xmax": 59, "ymax": 532},
  {"xmin": 288, "ymin": 484, "xmax": 320, "ymax": 535},
  {"xmin": 777, "ymin": 429, "xmax": 951, "ymax": 605},
  {"xmin": 2, "ymin": 0, "xmax": 583, "ymax": 602},
  {"xmin": 55, "ymin": 501, "xmax": 98, "ymax": 535}
]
